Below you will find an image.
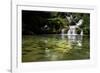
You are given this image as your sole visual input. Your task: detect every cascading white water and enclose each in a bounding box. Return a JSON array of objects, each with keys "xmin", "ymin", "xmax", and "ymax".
[
  {"xmin": 61, "ymin": 28, "xmax": 65, "ymax": 39},
  {"xmin": 76, "ymin": 19, "xmax": 83, "ymax": 26},
  {"xmin": 67, "ymin": 19, "xmax": 83, "ymax": 35},
  {"xmin": 80, "ymin": 30, "xmax": 83, "ymax": 35},
  {"xmin": 67, "ymin": 26, "xmax": 77, "ymax": 35},
  {"xmin": 61, "ymin": 14, "xmax": 83, "ymax": 41},
  {"xmin": 61, "ymin": 28, "xmax": 65, "ymax": 35}
]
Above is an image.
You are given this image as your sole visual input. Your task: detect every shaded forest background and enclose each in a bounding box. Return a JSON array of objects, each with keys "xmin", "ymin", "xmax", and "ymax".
[{"xmin": 22, "ymin": 10, "xmax": 90, "ymax": 35}]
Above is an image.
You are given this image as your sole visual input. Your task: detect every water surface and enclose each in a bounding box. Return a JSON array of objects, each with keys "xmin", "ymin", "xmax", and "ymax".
[{"xmin": 22, "ymin": 34, "xmax": 90, "ymax": 62}]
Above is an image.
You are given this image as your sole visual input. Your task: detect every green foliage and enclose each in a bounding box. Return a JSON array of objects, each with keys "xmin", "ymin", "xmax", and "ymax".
[
  {"xmin": 22, "ymin": 11, "xmax": 90, "ymax": 35},
  {"xmin": 82, "ymin": 14, "xmax": 90, "ymax": 35},
  {"xmin": 47, "ymin": 17, "xmax": 69, "ymax": 33}
]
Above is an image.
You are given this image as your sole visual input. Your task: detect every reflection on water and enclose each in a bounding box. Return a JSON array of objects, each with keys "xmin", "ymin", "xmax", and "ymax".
[
  {"xmin": 44, "ymin": 35, "xmax": 83, "ymax": 61},
  {"xmin": 22, "ymin": 34, "xmax": 90, "ymax": 62},
  {"xmin": 67, "ymin": 35, "xmax": 83, "ymax": 49}
]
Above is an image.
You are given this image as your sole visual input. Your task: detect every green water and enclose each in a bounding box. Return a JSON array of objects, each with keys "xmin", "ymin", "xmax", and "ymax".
[{"xmin": 22, "ymin": 34, "xmax": 90, "ymax": 62}]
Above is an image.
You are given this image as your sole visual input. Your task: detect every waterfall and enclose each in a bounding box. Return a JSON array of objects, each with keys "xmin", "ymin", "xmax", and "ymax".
[
  {"xmin": 65, "ymin": 13, "xmax": 83, "ymax": 36},
  {"xmin": 67, "ymin": 19, "xmax": 83, "ymax": 35},
  {"xmin": 61, "ymin": 28, "xmax": 65, "ymax": 39},
  {"xmin": 67, "ymin": 26, "xmax": 77, "ymax": 35},
  {"xmin": 61, "ymin": 14, "xmax": 83, "ymax": 40},
  {"xmin": 80, "ymin": 30, "xmax": 83, "ymax": 35},
  {"xmin": 76, "ymin": 19, "xmax": 83, "ymax": 26},
  {"xmin": 61, "ymin": 28, "xmax": 65, "ymax": 35},
  {"xmin": 67, "ymin": 26, "xmax": 83, "ymax": 35}
]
